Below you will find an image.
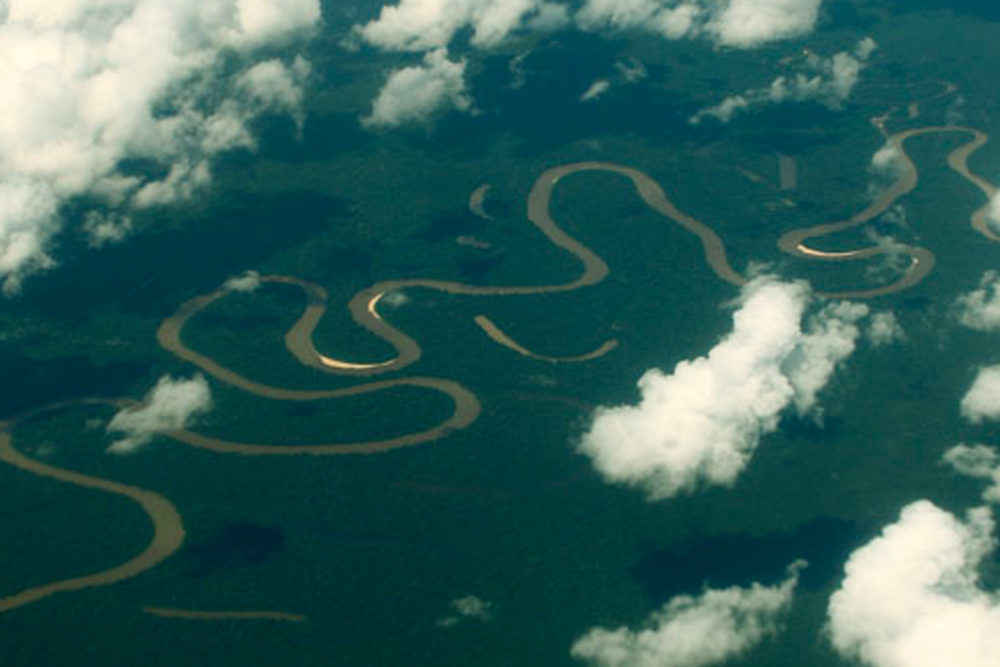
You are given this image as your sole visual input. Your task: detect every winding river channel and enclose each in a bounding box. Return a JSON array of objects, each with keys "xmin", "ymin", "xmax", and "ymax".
[{"xmin": 2, "ymin": 90, "xmax": 997, "ymax": 618}]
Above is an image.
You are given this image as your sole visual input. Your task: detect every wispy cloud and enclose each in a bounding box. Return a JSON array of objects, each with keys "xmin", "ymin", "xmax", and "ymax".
[
  {"xmin": 572, "ymin": 560, "xmax": 805, "ymax": 667},
  {"xmin": 107, "ymin": 374, "xmax": 212, "ymax": 454},
  {"xmin": 690, "ymin": 39, "xmax": 876, "ymax": 125},
  {"xmin": 580, "ymin": 79, "xmax": 611, "ymax": 102},
  {"xmin": 944, "ymin": 444, "xmax": 1000, "ymax": 504},
  {"xmin": 436, "ymin": 595, "xmax": 496, "ymax": 628}
]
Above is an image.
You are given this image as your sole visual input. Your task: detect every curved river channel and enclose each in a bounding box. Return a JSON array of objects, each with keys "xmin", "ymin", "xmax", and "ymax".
[{"xmin": 1, "ymin": 91, "xmax": 996, "ymax": 617}]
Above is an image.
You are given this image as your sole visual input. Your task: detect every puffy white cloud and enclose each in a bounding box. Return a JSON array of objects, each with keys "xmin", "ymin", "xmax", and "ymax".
[
  {"xmin": 576, "ymin": 0, "xmax": 700, "ymax": 40},
  {"xmin": 691, "ymin": 39, "xmax": 876, "ymax": 125},
  {"xmin": 707, "ymin": 0, "xmax": 822, "ymax": 48},
  {"xmin": 578, "ymin": 276, "xmax": 867, "ymax": 500},
  {"xmin": 827, "ymin": 500, "xmax": 1000, "ymax": 667},
  {"xmin": 436, "ymin": 595, "xmax": 495, "ymax": 627},
  {"xmin": 0, "ymin": 180, "xmax": 59, "ymax": 294},
  {"xmin": 956, "ymin": 271, "xmax": 1000, "ymax": 332},
  {"xmin": 238, "ymin": 57, "xmax": 312, "ymax": 123},
  {"xmin": 871, "ymin": 141, "xmax": 905, "ymax": 176},
  {"xmin": 356, "ymin": 0, "xmax": 824, "ymax": 58},
  {"xmin": 862, "ymin": 236, "xmax": 911, "ymax": 284},
  {"xmin": 868, "ymin": 146, "xmax": 908, "ymax": 201},
  {"xmin": 352, "ymin": 0, "xmax": 826, "ymax": 125},
  {"xmin": 944, "ymin": 444, "xmax": 1000, "ymax": 504},
  {"xmin": 866, "ymin": 311, "xmax": 906, "ymax": 347},
  {"xmin": 571, "ymin": 561, "xmax": 805, "ymax": 667},
  {"xmin": 0, "ymin": 0, "xmax": 319, "ymax": 293},
  {"xmin": 580, "ymin": 79, "xmax": 611, "ymax": 102},
  {"xmin": 82, "ymin": 210, "xmax": 133, "ymax": 248},
  {"xmin": 353, "ymin": 0, "xmax": 567, "ymax": 52},
  {"xmin": 691, "ymin": 95, "xmax": 748, "ymax": 124},
  {"xmin": 364, "ymin": 48, "xmax": 473, "ymax": 127},
  {"xmin": 223, "ymin": 269, "xmax": 262, "ymax": 293},
  {"xmin": 107, "ymin": 374, "xmax": 212, "ymax": 454},
  {"xmin": 234, "ymin": 0, "xmax": 321, "ymax": 45},
  {"xmin": 576, "ymin": 0, "xmax": 822, "ymax": 48},
  {"xmin": 986, "ymin": 193, "xmax": 1000, "ymax": 233},
  {"xmin": 961, "ymin": 365, "xmax": 1000, "ymax": 424}
]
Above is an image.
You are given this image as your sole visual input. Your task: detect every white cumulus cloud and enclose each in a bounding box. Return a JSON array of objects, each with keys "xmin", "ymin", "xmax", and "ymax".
[
  {"xmin": 956, "ymin": 271, "xmax": 1000, "ymax": 332},
  {"xmin": 352, "ymin": 0, "xmax": 567, "ymax": 52},
  {"xmin": 866, "ymin": 311, "xmax": 905, "ymax": 347},
  {"xmin": 576, "ymin": 0, "xmax": 700, "ymax": 40},
  {"xmin": 987, "ymin": 193, "xmax": 1000, "ymax": 234},
  {"xmin": 961, "ymin": 365, "xmax": 1000, "ymax": 424},
  {"xmin": 691, "ymin": 38, "xmax": 876, "ymax": 125},
  {"xmin": 364, "ymin": 48, "xmax": 472, "ymax": 127},
  {"xmin": 827, "ymin": 500, "xmax": 1000, "ymax": 667},
  {"xmin": 571, "ymin": 560, "xmax": 805, "ymax": 667},
  {"xmin": 871, "ymin": 141, "xmax": 905, "ymax": 176},
  {"xmin": 578, "ymin": 276, "xmax": 868, "ymax": 500},
  {"xmin": 107, "ymin": 374, "xmax": 212, "ymax": 454},
  {"xmin": 576, "ymin": 0, "xmax": 822, "ymax": 48},
  {"xmin": 707, "ymin": 0, "xmax": 822, "ymax": 48},
  {"xmin": 223, "ymin": 269, "xmax": 262, "ymax": 293},
  {"xmin": 356, "ymin": 0, "xmax": 823, "ymax": 53},
  {"xmin": 0, "ymin": 0, "xmax": 320, "ymax": 293}
]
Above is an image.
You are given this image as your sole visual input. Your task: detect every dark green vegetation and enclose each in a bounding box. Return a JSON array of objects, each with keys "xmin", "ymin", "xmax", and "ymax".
[{"xmin": 1, "ymin": 4, "xmax": 999, "ymax": 665}]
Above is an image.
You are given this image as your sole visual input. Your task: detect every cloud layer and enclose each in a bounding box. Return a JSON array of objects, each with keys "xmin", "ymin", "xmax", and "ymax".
[
  {"xmin": 107, "ymin": 374, "xmax": 212, "ymax": 453},
  {"xmin": 355, "ymin": 0, "xmax": 825, "ymax": 53},
  {"xmin": 0, "ymin": 0, "xmax": 320, "ymax": 293},
  {"xmin": 691, "ymin": 38, "xmax": 876, "ymax": 124},
  {"xmin": 353, "ymin": 0, "xmax": 830, "ymax": 128},
  {"xmin": 578, "ymin": 276, "xmax": 868, "ymax": 500},
  {"xmin": 572, "ymin": 561, "xmax": 805, "ymax": 667},
  {"xmin": 827, "ymin": 500, "xmax": 1000, "ymax": 667}
]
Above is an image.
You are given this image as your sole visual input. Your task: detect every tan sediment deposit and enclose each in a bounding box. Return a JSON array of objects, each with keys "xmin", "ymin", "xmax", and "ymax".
[
  {"xmin": 157, "ymin": 101, "xmax": 996, "ymax": 455},
  {"xmin": 283, "ymin": 163, "xmax": 744, "ymax": 375},
  {"xmin": 468, "ymin": 183, "xmax": 494, "ymax": 220},
  {"xmin": 0, "ymin": 412, "xmax": 185, "ymax": 615},
  {"xmin": 778, "ymin": 120, "xmax": 994, "ymax": 298},
  {"xmin": 158, "ymin": 163, "xmax": 749, "ymax": 452},
  {"xmin": 143, "ymin": 607, "xmax": 306, "ymax": 622},
  {"xmin": 158, "ymin": 280, "xmax": 480, "ymax": 455},
  {"xmin": 473, "ymin": 315, "xmax": 618, "ymax": 363}
]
